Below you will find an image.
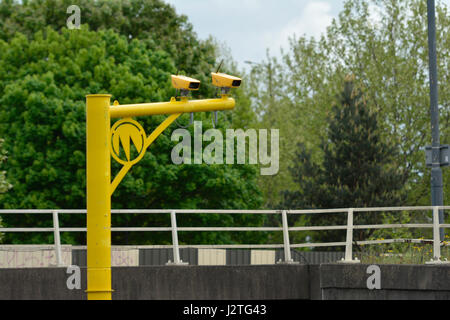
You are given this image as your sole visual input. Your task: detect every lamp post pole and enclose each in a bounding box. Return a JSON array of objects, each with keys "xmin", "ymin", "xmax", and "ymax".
[{"xmin": 426, "ymin": 0, "xmax": 445, "ymax": 241}]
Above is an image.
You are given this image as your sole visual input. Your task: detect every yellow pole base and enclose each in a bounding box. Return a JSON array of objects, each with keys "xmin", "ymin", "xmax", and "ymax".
[{"xmin": 86, "ymin": 94, "xmax": 113, "ymax": 300}]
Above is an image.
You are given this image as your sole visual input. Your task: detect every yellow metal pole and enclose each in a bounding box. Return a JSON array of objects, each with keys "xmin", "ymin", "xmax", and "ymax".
[
  {"xmin": 86, "ymin": 92, "xmax": 236, "ymax": 300},
  {"xmin": 86, "ymin": 94, "xmax": 113, "ymax": 300}
]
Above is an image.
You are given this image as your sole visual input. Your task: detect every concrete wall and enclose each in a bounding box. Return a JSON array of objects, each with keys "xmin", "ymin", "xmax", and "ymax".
[
  {"xmin": 0, "ymin": 264, "xmax": 448, "ymax": 300},
  {"xmin": 113, "ymin": 265, "xmax": 310, "ymax": 300},
  {"xmin": 0, "ymin": 268, "xmax": 87, "ymax": 300},
  {"xmin": 0, "ymin": 265, "xmax": 311, "ymax": 300},
  {"xmin": 321, "ymin": 264, "xmax": 450, "ymax": 300}
]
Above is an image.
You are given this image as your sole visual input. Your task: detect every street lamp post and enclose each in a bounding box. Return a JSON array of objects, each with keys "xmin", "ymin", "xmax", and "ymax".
[{"xmin": 426, "ymin": 0, "xmax": 446, "ymax": 241}]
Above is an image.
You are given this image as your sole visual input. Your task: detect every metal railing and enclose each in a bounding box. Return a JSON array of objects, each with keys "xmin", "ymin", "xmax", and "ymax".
[{"xmin": 0, "ymin": 206, "xmax": 449, "ymax": 266}]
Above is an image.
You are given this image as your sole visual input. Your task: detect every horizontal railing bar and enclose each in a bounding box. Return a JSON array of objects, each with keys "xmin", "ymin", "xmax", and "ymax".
[
  {"xmin": 176, "ymin": 227, "xmax": 282, "ymax": 232},
  {"xmin": 176, "ymin": 244, "xmax": 285, "ymax": 249},
  {"xmin": 289, "ymin": 226, "xmax": 348, "ymax": 231},
  {"xmin": 290, "ymin": 242, "xmax": 347, "ymax": 248},
  {"xmin": 0, "ymin": 209, "xmax": 281, "ymax": 214},
  {"xmin": 113, "ymin": 228, "xmax": 282, "ymax": 232},
  {"xmin": 0, "ymin": 210, "xmax": 87, "ymax": 214},
  {"xmin": 0, "ymin": 206, "xmax": 448, "ymax": 215},
  {"xmin": 0, "ymin": 228, "xmax": 55, "ymax": 232},
  {"xmin": 66, "ymin": 245, "xmax": 287, "ymax": 249},
  {"xmin": 113, "ymin": 210, "xmax": 282, "ymax": 214},
  {"xmin": 353, "ymin": 224, "xmax": 433, "ymax": 230},
  {"xmin": 353, "ymin": 206, "xmax": 449, "ymax": 212},
  {"xmin": 111, "ymin": 228, "xmax": 171, "ymax": 232},
  {"xmin": 288, "ymin": 209, "xmax": 349, "ymax": 214},
  {"xmin": 71, "ymin": 227, "xmax": 282, "ymax": 232},
  {"xmin": 288, "ymin": 206, "xmax": 450, "ymax": 214},
  {"xmin": 0, "ymin": 227, "xmax": 283, "ymax": 233},
  {"xmin": 355, "ymin": 239, "xmax": 434, "ymax": 245},
  {"xmin": 60, "ymin": 228, "xmax": 87, "ymax": 232}
]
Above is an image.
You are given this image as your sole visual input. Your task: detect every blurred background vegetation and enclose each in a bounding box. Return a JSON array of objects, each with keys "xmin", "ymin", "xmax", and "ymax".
[{"xmin": 0, "ymin": 0, "xmax": 448, "ymax": 250}]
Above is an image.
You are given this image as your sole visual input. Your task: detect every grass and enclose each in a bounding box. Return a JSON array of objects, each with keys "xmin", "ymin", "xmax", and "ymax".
[{"xmin": 355, "ymin": 237, "xmax": 450, "ymax": 264}]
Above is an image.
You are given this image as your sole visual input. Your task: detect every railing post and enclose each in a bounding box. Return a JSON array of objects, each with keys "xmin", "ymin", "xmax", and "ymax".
[
  {"xmin": 340, "ymin": 208, "xmax": 360, "ymax": 263},
  {"xmin": 427, "ymin": 206, "xmax": 449, "ymax": 264},
  {"xmin": 432, "ymin": 206, "xmax": 441, "ymax": 261},
  {"xmin": 52, "ymin": 210, "xmax": 63, "ymax": 267},
  {"xmin": 278, "ymin": 210, "xmax": 297, "ymax": 264},
  {"xmin": 167, "ymin": 210, "xmax": 188, "ymax": 265}
]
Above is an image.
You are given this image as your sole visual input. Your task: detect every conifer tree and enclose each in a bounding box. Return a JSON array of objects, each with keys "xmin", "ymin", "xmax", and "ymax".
[{"xmin": 284, "ymin": 76, "xmax": 406, "ymax": 245}]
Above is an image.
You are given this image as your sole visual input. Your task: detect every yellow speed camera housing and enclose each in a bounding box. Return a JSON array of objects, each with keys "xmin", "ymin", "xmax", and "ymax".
[
  {"xmin": 211, "ymin": 73, "xmax": 242, "ymax": 88},
  {"xmin": 171, "ymin": 75, "xmax": 201, "ymax": 91}
]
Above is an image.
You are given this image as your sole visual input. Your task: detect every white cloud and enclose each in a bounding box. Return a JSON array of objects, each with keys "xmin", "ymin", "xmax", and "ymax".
[
  {"xmin": 263, "ymin": 1, "xmax": 333, "ymax": 52},
  {"xmin": 165, "ymin": 0, "xmax": 450, "ymax": 69},
  {"xmin": 207, "ymin": 0, "xmax": 261, "ymax": 10},
  {"xmin": 164, "ymin": 0, "xmax": 343, "ymax": 67},
  {"xmin": 367, "ymin": 3, "xmax": 383, "ymax": 28}
]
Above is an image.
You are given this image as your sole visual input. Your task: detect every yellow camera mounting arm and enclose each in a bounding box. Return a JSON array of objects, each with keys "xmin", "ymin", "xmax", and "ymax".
[
  {"xmin": 85, "ymin": 77, "xmax": 237, "ymax": 300},
  {"xmin": 108, "ymin": 95, "xmax": 235, "ymax": 195},
  {"xmin": 109, "ymin": 95, "xmax": 235, "ymax": 119}
]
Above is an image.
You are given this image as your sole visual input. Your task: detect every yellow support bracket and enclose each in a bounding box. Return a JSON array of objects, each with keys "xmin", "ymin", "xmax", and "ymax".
[{"xmin": 110, "ymin": 113, "xmax": 182, "ymax": 195}]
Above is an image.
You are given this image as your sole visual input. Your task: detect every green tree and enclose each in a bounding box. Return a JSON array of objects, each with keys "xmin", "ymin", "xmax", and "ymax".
[
  {"xmin": 0, "ymin": 26, "xmax": 264, "ymax": 245},
  {"xmin": 0, "ymin": 139, "xmax": 11, "ymax": 194},
  {"xmin": 0, "ymin": 138, "xmax": 12, "ymax": 242},
  {"xmin": 244, "ymin": 52, "xmax": 297, "ymax": 209},
  {"xmin": 283, "ymin": 77, "xmax": 406, "ymax": 247},
  {"xmin": 0, "ymin": 0, "xmax": 217, "ymax": 87},
  {"xmin": 247, "ymin": 0, "xmax": 450, "ymax": 209}
]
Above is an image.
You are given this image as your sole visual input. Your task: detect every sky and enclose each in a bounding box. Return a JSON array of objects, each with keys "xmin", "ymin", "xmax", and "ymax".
[{"xmin": 164, "ymin": 0, "xmax": 450, "ymax": 70}]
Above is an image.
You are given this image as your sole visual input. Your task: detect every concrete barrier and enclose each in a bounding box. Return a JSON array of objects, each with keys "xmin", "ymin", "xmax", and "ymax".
[
  {"xmin": 112, "ymin": 265, "xmax": 311, "ymax": 300},
  {"xmin": 320, "ymin": 264, "xmax": 450, "ymax": 300},
  {"xmin": 0, "ymin": 268, "xmax": 86, "ymax": 300},
  {"xmin": 0, "ymin": 263, "xmax": 447, "ymax": 300},
  {"xmin": 0, "ymin": 265, "xmax": 312, "ymax": 300}
]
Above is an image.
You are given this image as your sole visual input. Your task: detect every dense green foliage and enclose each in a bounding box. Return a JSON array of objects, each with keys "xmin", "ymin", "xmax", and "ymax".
[
  {"xmin": 0, "ymin": 0, "xmax": 264, "ymax": 245},
  {"xmin": 248, "ymin": 0, "xmax": 450, "ymax": 210},
  {"xmin": 0, "ymin": 139, "xmax": 11, "ymax": 194},
  {"xmin": 283, "ymin": 77, "xmax": 406, "ymax": 245},
  {"xmin": 0, "ymin": 138, "xmax": 10, "ymax": 242},
  {"xmin": 0, "ymin": 0, "xmax": 216, "ymax": 83}
]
